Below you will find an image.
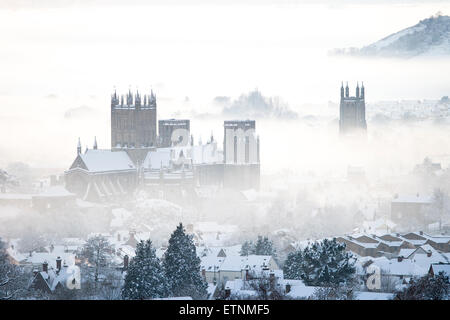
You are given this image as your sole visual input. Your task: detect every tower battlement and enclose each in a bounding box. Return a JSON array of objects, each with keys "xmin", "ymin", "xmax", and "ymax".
[
  {"xmin": 111, "ymin": 89, "xmax": 156, "ymax": 109},
  {"xmin": 111, "ymin": 88, "xmax": 157, "ymax": 148}
]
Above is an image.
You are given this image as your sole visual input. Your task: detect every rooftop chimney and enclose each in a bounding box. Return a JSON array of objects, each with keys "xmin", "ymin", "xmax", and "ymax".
[
  {"xmin": 43, "ymin": 261, "xmax": 48, "ymax": 273},
  {"xmin": 285, "ymin": 283, "xmax": 291, "ymax": 294},
  {"xmin": 397, "ymin": 256, "xmax": 403, "ymax": 262},
  {"xmin": 427, "ymin": 251, "xmax": 432, "ymax": 257},
  {"xmin": 123, "ymin": 255, "xmax": 129, "ymax": 271},
  {"xmin": 56, "ymin": 256, "xmax": 62, "ymax": 272},
  {"xmin": 269, "ymin": 272, "xmax": 275, "ymax": 290},
  {"xmin": 419, "ymin": 231, "xmax": 423, "ymax": 235},
  {"xmin": 225, "ymin": 288, "xmax": 231, "ymax": 298}
]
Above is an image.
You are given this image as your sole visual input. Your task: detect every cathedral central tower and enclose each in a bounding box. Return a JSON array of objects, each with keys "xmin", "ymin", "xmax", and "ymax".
[{"xmin": 111, "ymin": 89, "xmax": 157, "ymax": 148}]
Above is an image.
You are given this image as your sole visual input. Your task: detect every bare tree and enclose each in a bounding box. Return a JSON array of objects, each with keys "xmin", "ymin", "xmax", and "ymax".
[
  {"xmin": 18, "ymin": 228, "xmax": 48, "ymax": 254},
  {"xmin": 98, "ymin": 268, "xmax": 124, "ymax": 300},
  {"xmin": 79, "ymin": 235, "xmax": 113, "ymax": 292},
  {"xmin": 0, "ymin": 238, "xmax": 29, "ymax": 300},
  {"xmin": 380, "ymin": 271, "xmax": 400, "ymax": 293}
]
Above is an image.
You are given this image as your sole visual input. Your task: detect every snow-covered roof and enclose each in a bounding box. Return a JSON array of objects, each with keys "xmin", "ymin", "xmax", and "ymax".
[
  {"xmin": 116, "ymin": 245, "xmax": 136, "ymax": 259},
  {"xmin": 220, "ymin": 255, "xmax": 274, "ymax": 272},
  {"xmin": 392, "ymin": 194, "xmax": 432, "ymax": 204},
  {"xmin": 0, "ymin": 193, "xmax": 33, "ymax": 200},
  {"xmin": 35, "ymin": 186, "xmax": 75, "ymax": 197},
  {"xmin": 354, "ymin": 291, "xmax": 395, "ymax": 300},
  {"xmin": 198, "ymin": 245, "xmax": 242, "ymax": 259},
  {"xmin": 430, "ymin": 264, "xmax": 450, "ymax": 276},
  {"xmin": 201, "ymin": 255, "xmax": 225, "ymax": 272},
  {"xmin": 398, "ymin": 248, "xmax": 416, "ymax": 258},
  {"xmin": 61, "ymin": 238, "xmax": 86, "ymax": 246},
  {"xmin": 366, "ymin": 256, "xmax": 429, "ymax": 277},
  {"xmin": 224, "ymin": 279, "xmax": 259, "ymax": 298},
  {"xmin": 287, "ymin": 286, "xmax": 317, "ymax": 299},
  {"xmin": 421, "ymin": 234, "xmax": 450, "ymax": 244},
  {"xmin": 279, "ymin": 279, "xmax": 305, "ymax": 287},
  {"xmin": 78, "ymin": 149, "xmax": 136, "ymax": 173},
  {"xmin": 34, "ymin": 265, "xmax": 77, "ymax": 292},
  {"xmin": 22, "ymin": 252, "xmax": 75, "ymax": 269},
  {"xmin": 340, "ymin": 236, "xmax": 379, "ymax": 249},
  {"xmin": 143, "ymin": 148, "xmax": 171, "ymax": 170},
  {"xmin": 222, "ymin": 245, "xmax": 243, "ymax": 257}
]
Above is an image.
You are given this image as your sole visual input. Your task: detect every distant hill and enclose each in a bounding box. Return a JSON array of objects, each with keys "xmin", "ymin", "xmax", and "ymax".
[{"xmin": 331, "ymin": 14, "xmax": 450, "ymax": 58}]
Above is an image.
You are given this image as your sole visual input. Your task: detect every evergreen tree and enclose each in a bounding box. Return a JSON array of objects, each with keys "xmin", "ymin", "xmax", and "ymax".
[
  {"xmin": 283, "ymin": 250, "xmax": 303, "ymax": 280},
  {"xmin": 254, "ymin": 236, "xmax": 277, "ymax": 258},
  {"xmin": 240, "ymin": 236, "xmax": 277, "ymax": 258},
  {"xmin": 163, "ymin": 223, "xmax": 207, "ymax": 299},
  {"xmin": 396, "ymin": 272, "xmax": 450, "ymax": 300},
  {"xmin": 284, "ymin": 238, "xmax": 355, "ymax": 286},
  {"xmin": 240, "ymin": 240, "xmax": 254, "ymax": 256},
  {"xmin": 122, "ymin": 239, "xmax": 169, "ymax": 300}
]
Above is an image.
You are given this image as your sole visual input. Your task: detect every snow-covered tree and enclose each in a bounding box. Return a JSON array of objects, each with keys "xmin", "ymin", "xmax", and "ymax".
[
  {"xmin": 283, "ymin": 238, "xmax": 356, "ymax": 286},
  {"xmin": 248, "ymin": 274, "xmax": 287, "ymax": 300},
  {"xmin": 240, "ymin": 236, "xmax": 277, "ymax": 258},
  {"xmin": 0, "ymin": 238, "xmax": 27, "ymax": 300},
  {"xmin": 310, "ymin": 284, "xmax": 355, "ymax": 300},
  {"xmin": 80, "ymin": 235, "xmax": 113, "ymax": 285},
  {"xmin": 283, "ymin": 249, "xmax": 303, "ymax": 280},
  {"xmin": 18, "ymin": 228, "xmax": 48, "ymax": 254},
  {"xmin": 240, "ymin": 240, "xmax": 254, "ymax": 256},
  {"xmin": 122, "ymin": 239, "xmax": 170, "ymax": 300},
  {"xmin": 163, "ymin": 223, "xmax": 207, "ymax": 299},
  {"xmin": 98, "ymin": 268, "xmax": 124, "ymax": 300},
  {"xmin": 254, "ymin": 236, "xmax": 277, "ymax": 258},
  {"xmin": 395, "ymin": 272, "xmax": 450, "ymax": 300}
]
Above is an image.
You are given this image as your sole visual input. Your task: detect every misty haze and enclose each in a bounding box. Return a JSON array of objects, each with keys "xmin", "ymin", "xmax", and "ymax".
[{"xmin": 0, "ymin": 0, "xmax": 450, "ymax": 304}]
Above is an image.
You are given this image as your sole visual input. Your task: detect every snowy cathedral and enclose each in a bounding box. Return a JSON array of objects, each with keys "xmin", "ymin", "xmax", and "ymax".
[{"xmin": 64, "ymin": 89, "xmax": 261, "ymax": 202}]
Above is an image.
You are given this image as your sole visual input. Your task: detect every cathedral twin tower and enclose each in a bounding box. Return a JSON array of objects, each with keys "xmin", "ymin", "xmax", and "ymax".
[{"xmin": 339, "ymin": 82, "xmax": 367, "ymax": 134}]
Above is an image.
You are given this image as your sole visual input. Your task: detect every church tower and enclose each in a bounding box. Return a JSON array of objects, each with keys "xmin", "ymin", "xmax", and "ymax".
[
  {"xmin": 339, "ymin": 82, "xmax": 367, "ymax": 135},
  {"xmin": 111, "ymin": 88, "xmax": 157, "ymax": 148}
]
